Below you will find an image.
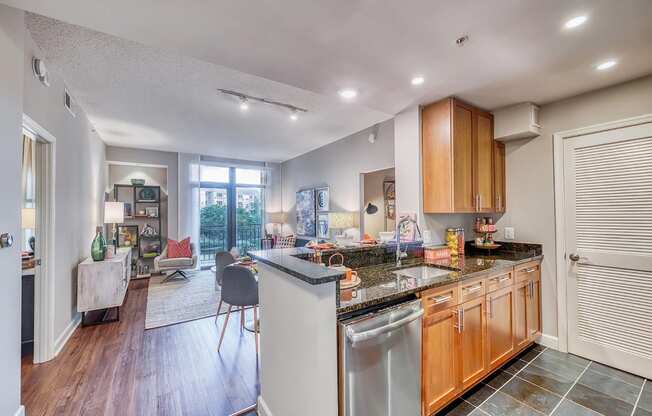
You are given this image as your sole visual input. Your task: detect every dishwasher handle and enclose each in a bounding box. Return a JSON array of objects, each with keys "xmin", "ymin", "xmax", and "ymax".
[{"xmin": 346, "ymin": 308, "xmax": 423, "ymax": 346}]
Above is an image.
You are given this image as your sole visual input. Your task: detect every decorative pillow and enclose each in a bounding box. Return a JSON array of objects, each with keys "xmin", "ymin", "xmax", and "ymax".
[
  {"xmin": 275, "ymin": 235, "xmax": 296, "ymax": 249},
  {"xmin": 167, "ymin": 237, "xmax": 192, "ymax": 258}
]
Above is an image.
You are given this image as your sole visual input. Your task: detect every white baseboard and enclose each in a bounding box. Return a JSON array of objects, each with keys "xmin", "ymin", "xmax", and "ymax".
[
  {"xmin": 537, "ymin": 333, "xmax": 559, "ymax": 350},
  {"xmin": 53, "ymin": 313, "xmax": 81, "ymax": 356},
  {"xmin": 14, "ymin": 405, "xmax": 25, "ymax": 416},
  {"xmin": 257, "ymin": 396, "xmax": 273, "ymax": 416}
]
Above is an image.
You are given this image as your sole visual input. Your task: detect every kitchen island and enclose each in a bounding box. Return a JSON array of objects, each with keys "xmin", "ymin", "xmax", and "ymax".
[{"xmin": 249, "ymin": 242, "xmax": 542, "ymax": 416}]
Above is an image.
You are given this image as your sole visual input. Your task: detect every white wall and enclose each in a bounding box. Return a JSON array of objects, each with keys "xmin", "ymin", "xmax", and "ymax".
[
  {"xmin": 0, "ymin": 5, "xmax": 25, "ymax": 415},
  {"xmin": 106, "ymin": 146, "xmax": 179, "ymax": 239},
  {"xmin": 497, "ymin": 74, "xmax": 652, "ymax": 339},
  {"xmin": 281, "ymin": 120, "xmax": 394, "ymax": 236},
  {"xmin": 23, "ymin": 21, "xmax": 107, "ymax": 354}
]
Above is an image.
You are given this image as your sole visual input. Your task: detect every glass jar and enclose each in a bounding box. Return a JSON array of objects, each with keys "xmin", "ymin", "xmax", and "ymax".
[
  {"xmin": 446, "ymin": 228, "xmax": 458, "ymax": 256},
  {"xmin": 91, "ymin": 226, "xmax": 107, "ymax": 262}
]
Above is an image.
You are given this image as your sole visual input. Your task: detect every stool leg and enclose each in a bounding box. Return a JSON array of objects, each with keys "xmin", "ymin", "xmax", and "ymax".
[
  {"xmin": 215, "ymin": 299, "xmax": 223, "ymax": 324},
  {"xmin": 253, "ymin": 305, "xmax": 259, "ymax": 356},
  {"xmin": 240, "ymin": 307, "xmax": 245, "ymax": 332},
  {"xmin": 217, "ymin": 305, "xmax": 232, "ymax": 352}
]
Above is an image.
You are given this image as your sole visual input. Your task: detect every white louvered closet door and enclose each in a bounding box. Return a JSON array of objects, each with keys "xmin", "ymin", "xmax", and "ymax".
[{"xmin": 564, "ymin": 122, "xmax": 652, "ymax": 379}]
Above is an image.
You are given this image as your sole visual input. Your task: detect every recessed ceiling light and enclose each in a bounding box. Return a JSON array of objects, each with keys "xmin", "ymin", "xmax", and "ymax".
[
  {"xmin": 290, "ymin": 111, "xmax": 299, "ymax": 121},
  {"xmin": 596, "ymin": 60, "xmax": 617, "ymax": 71},
  {"xmin": 411, "ymin": 76, "xmax": 425, "ymax": 86},
  {"xmin": 338, "ymin": 88, "xmax": 358, "ymax": 100},
  {"xmin": 564, "ymin": 15, "xmax": 588, "ymax": 29},
  {"xmin": 239, "ymin": 97, "xmax": 249, "ymax": 111}
]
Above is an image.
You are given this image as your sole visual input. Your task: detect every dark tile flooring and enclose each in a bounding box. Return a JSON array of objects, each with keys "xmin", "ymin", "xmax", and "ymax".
[{"xmin": 436, "ymin": 345, "xmax": 651, "ymax": 416}]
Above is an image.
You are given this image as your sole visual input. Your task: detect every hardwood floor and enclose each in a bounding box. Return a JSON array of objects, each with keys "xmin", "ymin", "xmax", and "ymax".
[{"xmin": 21, "ymin": 279, "xmax": 259, "ymax": 416}]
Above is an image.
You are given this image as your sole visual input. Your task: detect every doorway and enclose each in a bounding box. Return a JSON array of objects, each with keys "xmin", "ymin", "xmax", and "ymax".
[
  {"xmin": 22, "ymin": 116, "xmax": 56, "ymax": 364},
  {"xmin": 360, "ymin": 167, "xmax": 395, "ymax": 240},
  {"xmin": 554, "ymin": 115, "xmax": 652, "ymax": 378}
]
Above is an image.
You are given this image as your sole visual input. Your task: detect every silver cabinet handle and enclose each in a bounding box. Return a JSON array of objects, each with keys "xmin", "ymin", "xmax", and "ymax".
[
  {"xmin": 499, "ymin": 275, "xmax": 511, "ymax": 282},
  {"xmin": 487, "ymin": 298, "xmax": 493, "ymax": 318},
  {"xmin": 465, "ymin": 285, "xmax": 482, "ymax": 293},
  {"xmin": 523, "ymin": 268, "xmax": 537, "ymax": 273},
  {"xmin": 430, "ymin": 294, "xmax": 452, "ymax": 305},
  {"xmin": 461, "ymin": 308, "xmax": 465, "ymax": 332},
  {"xmin": 454, "ymin": 308, "xmax": 464, "ymax": 333}
]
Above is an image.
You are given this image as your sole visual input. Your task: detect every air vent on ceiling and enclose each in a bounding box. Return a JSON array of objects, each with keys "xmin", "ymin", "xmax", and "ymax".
[{"xmin": 64, "ymin": 88, "xmax": 76, "ymax": 117}]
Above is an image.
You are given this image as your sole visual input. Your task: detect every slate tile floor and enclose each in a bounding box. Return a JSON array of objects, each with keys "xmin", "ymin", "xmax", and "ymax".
[{"xmin": 436, "ymin": 345, "xmax": 651, "ymax": 416}]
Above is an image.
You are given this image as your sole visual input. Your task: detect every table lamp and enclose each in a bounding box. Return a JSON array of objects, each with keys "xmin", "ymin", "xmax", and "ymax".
[
  {"xmin": 266, "ymin": 212, "xmax": 287, "ymax": 236},
  {"xmin": 104, "ymin": 201, "xmax": 124, "ymax": 247}
]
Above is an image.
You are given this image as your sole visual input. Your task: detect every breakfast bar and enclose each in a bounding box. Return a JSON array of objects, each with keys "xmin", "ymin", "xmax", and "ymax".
[{"xmin": 249, "ymin": 242, "xmax": 543, "ymax": 416}]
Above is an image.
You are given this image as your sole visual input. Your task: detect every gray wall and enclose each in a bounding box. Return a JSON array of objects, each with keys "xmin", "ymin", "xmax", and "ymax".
[
  {"xmin": 362, "ymin": 167, "xmax": 395, "ymax": 239},
  {"xmin": 23, "ymin": 24, "xmax": 107, "ymax": 347},
  {"xmin": 106, "ymin": 146, "xmax": 178, "ymax": 239},
  {"xmin": 0, "ymin": 5, "xmax": 24, "ymax": 415},
  {"xmin": 281, "ymin": 120, "xmax": 394, "ymax": 236},
  {"xmin": 497, "ymin": 74, "xmax": 652, "ymax": 339}
]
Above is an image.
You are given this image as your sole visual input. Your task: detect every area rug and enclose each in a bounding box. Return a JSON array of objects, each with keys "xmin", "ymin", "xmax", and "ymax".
[{"xmin": 145, "ymin": 270, "xmax": 229, "ymax": 329}]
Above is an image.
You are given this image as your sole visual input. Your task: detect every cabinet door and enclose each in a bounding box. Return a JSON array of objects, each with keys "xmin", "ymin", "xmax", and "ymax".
[
  {"xmin": 460, "ymin": 297, "xmax": 487, "ymax": 389},
  {"xmin": 423, "ymin": 308, "xmax": 461, "ymax": 415},
  {"xmin": 527, "ymin": 279, "xmax": 541, "ymax": 339},
  {"xmin": 422, "ymin": 99, "xmax": 453, "ymax": 212},
  {"xmin": 514, "ymin": 280, "xmax": 530, "ymax": 351},
  {"xmin": 453, "ymin": 102, "xmax": 475, "ymax": 212},
  {"xmin": 494, "ymin": 141, "xmax": 506, "ymax": 213},
  {"xmin": 487, "ymin": 286, "xmax": 515, "ymax": 369},
  {"xmin": 474, "ymin": 111, "xmax": 494, "ymax": 212}
]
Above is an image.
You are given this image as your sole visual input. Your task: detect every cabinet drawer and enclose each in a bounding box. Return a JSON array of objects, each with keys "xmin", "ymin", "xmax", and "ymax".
[
  {"xmin": 486, "ymin": 270, "xmax": 513, "ymax": 293},
  {"xmin": 515, "ymin": 261, "xmax": 541, "ymax": 283},
  {"xmin": 459, "ymin": 277, "xmax": 485, "ymax": 303},
  {"xmin": 423, "ymin": 284, "xmax": 459, "ymax": 314}
]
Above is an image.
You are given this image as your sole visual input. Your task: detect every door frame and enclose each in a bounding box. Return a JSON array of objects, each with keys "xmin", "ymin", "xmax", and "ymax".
[
  {"xmin": 552, "ymin": 113, "xmax": 652, "ymax": 353},
  {"xmin": 23, "ymin": 114, "xmax": 57, "ymax": 363}
]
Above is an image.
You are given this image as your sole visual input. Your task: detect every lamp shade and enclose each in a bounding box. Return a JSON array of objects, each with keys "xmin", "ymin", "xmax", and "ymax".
[
  {"xmin": 267, "ymin": 211, "xmax": 287, "ymax": 224},
  {"xmin": 21, "ymin": 208, "xmax": 36, "ymax": 229},
  {"xmin": 104, "ymin": 201, "xmax": 124, "ymax": 224},
  {"xmin": 328, "ymin": 212, "xmax": 356, "ymax": 229}
]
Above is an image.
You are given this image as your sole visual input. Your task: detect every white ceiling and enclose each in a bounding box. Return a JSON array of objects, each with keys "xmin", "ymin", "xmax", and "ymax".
[{"xmin": 7, "ymin": 0, "xmax": 652, "ymax": 161}]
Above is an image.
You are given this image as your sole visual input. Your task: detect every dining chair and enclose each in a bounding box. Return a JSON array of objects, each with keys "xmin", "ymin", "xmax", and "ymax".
[
  {"xmin": 217, "ymin": 265, "xmax": 259, "ymax": 355},
  {"xmin": 214, "ymin": 250, "xmax": 236, "ymax": 289}
]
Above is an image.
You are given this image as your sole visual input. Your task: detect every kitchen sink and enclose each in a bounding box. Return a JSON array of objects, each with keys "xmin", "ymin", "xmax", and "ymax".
[{"xmin": 391, "ymin": 265, "xmax": 451, "ymax": 280}]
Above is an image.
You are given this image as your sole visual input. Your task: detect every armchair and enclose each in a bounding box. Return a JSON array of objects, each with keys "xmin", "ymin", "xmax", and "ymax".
[{"xmin": 154, "ymin": 243, "xmax": 198, "ymax": 282}]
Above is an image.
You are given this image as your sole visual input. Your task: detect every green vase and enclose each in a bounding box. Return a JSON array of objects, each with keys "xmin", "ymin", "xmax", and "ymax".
[{"xmin": 91, "ymin": 226, "xmax": 107, "ymax": 261}]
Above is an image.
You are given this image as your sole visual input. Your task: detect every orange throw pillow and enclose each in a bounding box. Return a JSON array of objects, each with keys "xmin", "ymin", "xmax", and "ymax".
[{"xmin": 167, "ymin": 237, "xmax": 192, "ymax": 258}]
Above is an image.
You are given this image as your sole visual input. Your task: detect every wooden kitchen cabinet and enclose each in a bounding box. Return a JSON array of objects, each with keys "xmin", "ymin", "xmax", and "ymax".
[
  {"xmin": 494, "ymin": 141, "xmax": 506, "ymax": 213},
  {"xmin": 486, "ymin": 285, "xmax": 515, "ymax": 370},
  {"xmin": 422, "ymin": 307, "xmax": 461, "ymax": 415},
  {"xmin": 421, "ymin": 97, "xmax": 496, "ymax": 213},
  {"xmin": 459, "ymin": 297, "xmax": 488, "ymax": 389},
  {"xmin": 527, "ymin": 277, "xmax": 541, "ymax": 339},
  {"xmin": 514, "ymin": 280, "xmax": 530, "ymax": 350}
]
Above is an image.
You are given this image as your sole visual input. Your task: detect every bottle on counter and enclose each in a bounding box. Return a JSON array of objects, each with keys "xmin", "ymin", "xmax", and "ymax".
[{"xmin": 456, "ymin": 227, "xmax": 465, "ymax": 255}]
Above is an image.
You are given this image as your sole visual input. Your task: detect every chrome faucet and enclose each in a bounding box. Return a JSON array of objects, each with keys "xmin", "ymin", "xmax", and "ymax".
[{"xmin": 395, "ymin": 216, "xmax": 422, "ymax": 267}]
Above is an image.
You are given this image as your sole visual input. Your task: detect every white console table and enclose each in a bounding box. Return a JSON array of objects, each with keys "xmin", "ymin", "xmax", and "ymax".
[{"xmin": 77, "ymin": 248, "xmax": 132, "ymax": 325}]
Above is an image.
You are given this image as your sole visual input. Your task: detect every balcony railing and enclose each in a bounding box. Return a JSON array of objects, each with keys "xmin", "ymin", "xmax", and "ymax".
[{"xmin": 199, "ymin": 223, "xmax": 262, "ymax": 266}]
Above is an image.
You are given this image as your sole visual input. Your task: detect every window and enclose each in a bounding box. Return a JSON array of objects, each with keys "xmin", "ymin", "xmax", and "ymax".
[
  {"xmin": 199, "ymin": 165, "xmax": 266, "ymax": 266},
  {"xmin": 200, "ymin": 165, "xmax": 229, "ymax": 183}
]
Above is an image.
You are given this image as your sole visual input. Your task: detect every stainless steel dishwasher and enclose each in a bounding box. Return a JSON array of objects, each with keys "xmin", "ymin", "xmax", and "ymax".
[{"xmin": 339, "ymin": 299, "xmax": 423, "ymax": 416}]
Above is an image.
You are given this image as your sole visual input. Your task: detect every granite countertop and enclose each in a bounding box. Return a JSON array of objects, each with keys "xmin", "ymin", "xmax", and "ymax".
[
  {"xmin": 337, "ymin": 252, "xmax": 543, "ymax": 315},
  {"xmin": 248, "ymin": 247, "xmax": 346, "ymax": 285}
]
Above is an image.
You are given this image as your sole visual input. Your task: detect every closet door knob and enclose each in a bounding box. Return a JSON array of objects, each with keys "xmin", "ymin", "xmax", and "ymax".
[{"xmin": 0, "ymin": 233, "xmax": 14, "ymax": 248}]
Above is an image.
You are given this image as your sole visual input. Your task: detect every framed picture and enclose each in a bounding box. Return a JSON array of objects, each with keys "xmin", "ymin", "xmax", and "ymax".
[
  {"xmin": 315, "ymin": 186, "xmax": 329, "ymax": 212},
  {"xmin": 296, "ymin": 188, "xmax": 316, "ymax": 237},
  {"xmin": 383, "ymin": 180, "xmax": 396, "ymax": 221},
  {"xmin": 317, "ymin": 214, "xmax": 329, "ymax": 239},
  {"xmin": 117, "ymin": 225, "xmax": 139, "ymax": 248},
  {"xmin": 145, "ymin": 207, "xmax": 159, "ymax": 218}
]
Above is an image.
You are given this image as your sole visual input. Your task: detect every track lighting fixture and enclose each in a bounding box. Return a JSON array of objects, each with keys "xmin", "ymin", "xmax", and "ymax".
[{"xmin": 218, "ymin": 89, "xmax": 307, "ymax": 119}]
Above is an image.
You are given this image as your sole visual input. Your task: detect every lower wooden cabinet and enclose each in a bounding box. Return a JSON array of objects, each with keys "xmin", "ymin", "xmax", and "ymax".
[
  {"xmin": 487, "ymin": 285, "xmax": 516, "ymax": 369},
  {"xmin": 459, "ymin": 297, "xmax": 488, "ymax": 389},
  {"xmin": 422, "ymin": 261, "xmax": 541, "ymax": 416},
  {"xmin": 422, "ymin": 308, "xmax": 461, "ymax": 415}
]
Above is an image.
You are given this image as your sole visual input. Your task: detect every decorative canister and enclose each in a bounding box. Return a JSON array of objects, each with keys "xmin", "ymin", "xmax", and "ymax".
[
  {"xmin": 424, "ymin": 244, "xmax": 452, "ymax": 261},
  {"xmin": 446, "ymin": 228, "xmax": 458, "ymax": 256}
]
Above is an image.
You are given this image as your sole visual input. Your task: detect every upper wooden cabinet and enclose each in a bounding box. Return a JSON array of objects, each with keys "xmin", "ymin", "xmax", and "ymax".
[
  {"xmin": 422, "ymin": 97, "xmax": 505, "ymax": 213},
  {"xmin": 494, "ymin": 141, "xmax": 506, "ymax": 213}
]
